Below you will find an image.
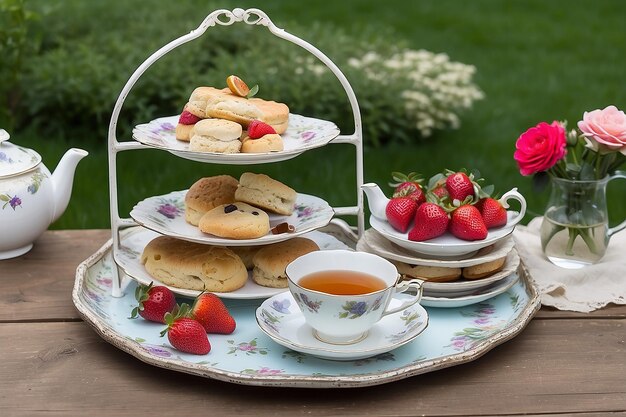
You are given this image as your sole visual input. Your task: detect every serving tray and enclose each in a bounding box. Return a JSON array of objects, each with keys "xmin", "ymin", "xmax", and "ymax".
[{"xmin": 73, "ymin": 225, "xmax": 540, "ymax": 388}]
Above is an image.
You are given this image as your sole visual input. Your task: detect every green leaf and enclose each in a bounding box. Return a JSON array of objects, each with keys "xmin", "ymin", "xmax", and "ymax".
[
  {"xmin": 246, "ymin": 84, "xmax": 259, "ymax": 99},
  {"xmin": 0, "ymin": 195, "xmax": 9, "ymax": 202}
]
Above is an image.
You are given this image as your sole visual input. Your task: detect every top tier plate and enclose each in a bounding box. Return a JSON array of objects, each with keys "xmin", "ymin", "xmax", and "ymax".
[{"xmin": 132, "ymin": 114, "xmax": 340, "ymax": 164}]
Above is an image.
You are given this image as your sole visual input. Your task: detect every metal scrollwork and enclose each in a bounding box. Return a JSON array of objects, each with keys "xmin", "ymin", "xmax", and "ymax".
[{"xmin": 201, "ymin": 8, "xmax": 273, "ymax": 29}]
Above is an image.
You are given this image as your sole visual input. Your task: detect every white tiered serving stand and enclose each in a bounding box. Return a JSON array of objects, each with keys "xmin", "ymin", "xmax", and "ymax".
[{"xmin": 106, "ymin": 8, "xmax": 364, "ymax": 298}]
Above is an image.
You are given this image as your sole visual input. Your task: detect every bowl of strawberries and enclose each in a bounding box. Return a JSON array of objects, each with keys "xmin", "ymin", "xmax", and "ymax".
[{"xmin": 362, "ymin": 170, "xmax": 526, "ymax": 257}]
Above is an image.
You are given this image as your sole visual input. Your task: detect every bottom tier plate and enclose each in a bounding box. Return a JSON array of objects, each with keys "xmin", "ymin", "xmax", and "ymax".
[{"xmin": 73, "ymin": 227, "xmax": 540, "ymax": 388}]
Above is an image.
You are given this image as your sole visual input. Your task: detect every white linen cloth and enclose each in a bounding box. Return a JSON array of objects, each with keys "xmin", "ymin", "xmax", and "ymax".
[{"xmin": 513, "ymin": 217, "xmax": 626, "ymax": 312}]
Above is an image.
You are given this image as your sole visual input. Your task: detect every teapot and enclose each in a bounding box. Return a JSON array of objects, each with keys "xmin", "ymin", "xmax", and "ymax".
[
  {"xmin": 361, "ymin": 182, "xmax": 527, "ymax": 225},
  {"xmin": 0, "ymin": 129, "xmax": 88, "ymax": 259}
]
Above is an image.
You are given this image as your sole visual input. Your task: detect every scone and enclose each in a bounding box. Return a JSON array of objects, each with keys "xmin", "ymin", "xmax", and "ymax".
[
  {"xmin": 393, "ymin": 261, "xmax": 462, "ymax": 282},
  {"xmin": 199, "ymin": 202, "xmax": 270, "ymax": 239},
  {"xmin": 227, "ymin": 246, "xmax": 261, "ymax": 269},
  {"xmin": 189, "ymin": 119, "xmax": 242, "ymax": 153},
  {"xmin": 175, "ymin": 123, "xmax": 195, "ymax": 142},
  {"xmin": 205, "ymin": 94, "xmax": 263, "ymax": 127},
  {"xmin": 240, "ymin": 134, "xmax": 284, "ymax": 153},
  {"xmin": 184, "ymin": 175, "xmax": 239, "ymax": 226},
  {"xmin": 462, "ymin": 257, "xmax": 506, "ymax": 279},
  {"xmin": 252, "ymin": 238, "xmax": 319, "ymax": 288},
  {"xmin": 235, "ymin": 172, "xmax": 297, "ymax": 215},
  {"xmin": 141, "ymin": 236, "xmax": 247, "ymax": 292},
  {"xmin": 250, "ymin": 98, "xmax": 290, "ymax": 134},
  {"xmin": 186, "ymin": 86, "xmax": 230, "ymax": 118}
]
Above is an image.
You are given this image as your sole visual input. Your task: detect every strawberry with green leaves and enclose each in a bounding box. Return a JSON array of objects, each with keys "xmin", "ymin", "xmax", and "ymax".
[
  {"xmin": 130, "ymin": 282, "xmax": 176, "ymax": 324},
  {"xmin": 160, "ymin": 304, "xmax": 211, "ymax": 355},
  {"xmin": 408, "ymin": 202, "xmax": 449, "ymax": 241},
  {"xmin": 390, "ymin": 172, "xmax": 425, "ymax": 206},
  {"xmin": 475, "ymin": 197, "xmax": 508, "ymax": 228},
  {"xmin": 449, "ymin": 204, "xmax": 488, "ymax": 241},
  {"xmin": 190, "ymin": 292, "xmax": 236, "ymax": 335},
  {"xmin": 386, "ymin": 197, "xmax": 418, "ymax": 233}
]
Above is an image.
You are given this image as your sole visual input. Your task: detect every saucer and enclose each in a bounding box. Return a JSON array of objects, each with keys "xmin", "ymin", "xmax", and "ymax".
[
  {"xmin": 358, "ymin": 228, "xmax": 516, "ymax": 267},
  {"xmin": 256, "ymin": 292, "xmax": 429, "ymax": 361},
  {"xmin": 420, "ymin": 272, "xmax": 520, "ymax": 308},
  {"xmin": 369, "ymin": 213, "xmax": 518, "ymax": 257}
]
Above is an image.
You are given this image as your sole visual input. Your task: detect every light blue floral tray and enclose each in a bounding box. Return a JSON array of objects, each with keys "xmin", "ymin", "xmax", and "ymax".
[{"xmin": 73, "ymin": 226, "xmax": 540, "ymax": 388}]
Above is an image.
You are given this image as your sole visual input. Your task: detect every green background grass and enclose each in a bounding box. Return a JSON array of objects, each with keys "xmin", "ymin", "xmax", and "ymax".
[{"xmin": 12, "ymin": 0, "xmax": 626, "ymax": 230}]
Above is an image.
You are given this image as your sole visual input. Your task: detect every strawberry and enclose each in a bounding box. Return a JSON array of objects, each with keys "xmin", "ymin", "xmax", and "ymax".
[
  {"xmin": 190, "ymin": 292, "xmax": 236, "ymax": 335},
  {"xmin": 475, "ymin": 197, "xmax": 508, "ymax": 229},
  {"xmin": 449, "ymin": 205, "xmax": 488, "ymax": 241},
  {"xmin": 408, "ymin": 203, "xmax": 449, "ymax": 241},
  {"xmin": 385, "ymin": 197, "xmax": 418, "ymax": 233},
  {"xmin": 431, "ymin": 184, "xmax": 449, "ymax": 200},
  {"xmin": 130, "ymin": 282, "xmax": 176, "ymax": 323},
  {"xmin": 178, "ymin": 110, "xmax": 201, "ymax": 125},
  {"xmin": 160, "ymin": 304, "xmax": 211, "ymax": 355},
  {"xmin": 445, "ymin": 171, "xmax": 475, "ymax": 203},
  {"xmin": 248, "ymin": 120, "xmax": 276, "ymax": 139},
  {"xmin": 390, "ymin": 172, "xmax": 425, "ymax": 205}
]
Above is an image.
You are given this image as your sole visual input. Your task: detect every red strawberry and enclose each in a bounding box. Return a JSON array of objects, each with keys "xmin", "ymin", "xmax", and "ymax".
[
  {"xmin": 408, "ymin": 203, "xmax": 449, "ymax": 241},
  {"xmin": 130, "ymin": 282, "xmax": 176, "ymax": 323},
  {"xmin": 178, "ymin": 110, "xmax": 201, "ymax": 125},
  {"xmin": 445, "ymin": 172, "xmax": 475, "ymax": 202},
  {"xmin": 248, "ymin": 120, "xmax": 276, "ymax": 139},
  {"xmin": 449, "ymin": 205, "xmax": 488, "ymax": 241},
  {"xmin": 191, "ymin": 293, "xmax": 236, "ymax": 335},
  {"xmin": 476, "ymin": 197, "xmax": 508, "ymax": 229},
  {"xmin": 386, "ymin": 197, "xmax": 418, "ymax": 233},
  {"xmin": 390, "ymin": 172, "xmax": 426, "ymax": 205},
  {"xmin": 161, "ymin": 314, "xmax": 211, "ymax": 355},
  {"xmin": 431, "ymin": 184, "xmax": 449, "ymax": 200}
]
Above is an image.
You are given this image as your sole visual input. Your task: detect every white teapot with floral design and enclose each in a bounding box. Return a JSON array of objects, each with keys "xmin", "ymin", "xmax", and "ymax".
[{"xmin": 0, "ymin": 129, "xmax": 88, "ymax": 259}]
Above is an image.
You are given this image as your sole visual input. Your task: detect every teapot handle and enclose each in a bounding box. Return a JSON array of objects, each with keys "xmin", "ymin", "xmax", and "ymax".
[
  {"xmin": 498, "ymin": 188, "xmax": 527, "ymax": 228},
  {"xmin": 608, "ymin": 171, "xmax": 626, "ymax": 238}
]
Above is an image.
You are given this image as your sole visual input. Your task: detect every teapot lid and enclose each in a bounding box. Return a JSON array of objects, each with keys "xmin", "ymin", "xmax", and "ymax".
[{"xmin": 0, "ymin": 129, "xmax": 42, "ymax": 177}]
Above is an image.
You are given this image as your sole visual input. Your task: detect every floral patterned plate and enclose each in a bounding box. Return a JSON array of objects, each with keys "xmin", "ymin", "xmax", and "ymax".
[
  {"xmin": 420, "ymin": 272, "xmax": 519, "ymax": 308},
  {"xmin": 132, "ymin": 114, "xmax": 340, "ymax": 164},
  {"xmin": 255, "ymin": 292, "xmax": 429, "ymax": 361},
  {"xmin": 113, "ymin": 227, "xmax": 351, "ymax": 300},
  {"xmin": 130, "ymin": 190, "xmax": 334, "ymax": 246},
  {"xmin": 73, "ymin": 224, "xmax": 540, "ymax": 387}
]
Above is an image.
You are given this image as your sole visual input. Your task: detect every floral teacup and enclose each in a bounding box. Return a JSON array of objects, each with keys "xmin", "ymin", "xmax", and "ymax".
[{"xmin": 285, "ymin": 250, "xmax": 423, "ymax": 345}]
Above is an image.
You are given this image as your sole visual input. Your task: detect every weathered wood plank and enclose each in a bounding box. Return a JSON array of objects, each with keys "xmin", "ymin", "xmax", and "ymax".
[
  {"xmin": 0, "ymin": 230, "xmax": 110, "ymax": 321},
  {"xmin": 1, "ymin": 319, "xmax": 624, "ymax": 417}
]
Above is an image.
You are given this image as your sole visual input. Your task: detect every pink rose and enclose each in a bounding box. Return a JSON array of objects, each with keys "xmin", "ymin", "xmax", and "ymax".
[
  {"xmin": 514, "ymin": 121, "xmax": 567, "ymax": 176},
  {"xmin": 577, "ymin": 105, "xmax": 626, "ymax": 155}
]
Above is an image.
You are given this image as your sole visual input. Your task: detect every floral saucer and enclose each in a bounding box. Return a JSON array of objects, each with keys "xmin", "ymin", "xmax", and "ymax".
[
  {"xmin": 369, "ymin": 212, "xmax": 519, "ymax": 257},
  {"xmin": 113, "ymin": 227, "xmax": 351, "ymax": 300},
  {"xmin": 130, "ymin": 190, "xmax": 334, "ymax": 247},
  {"xmin": 132, "ymin": 114, "xmax": 340, "ymax": 164},
  {"xmin": 256, "ymin": 292, "xmax": 429, "ymax": 361},
  {"xmin": 420, "ymin": 272, "xmax": 519, "ymax": 308},
  {"xmin": 358, "ymin": 228, "xmax": 515, "ymax": 267}
]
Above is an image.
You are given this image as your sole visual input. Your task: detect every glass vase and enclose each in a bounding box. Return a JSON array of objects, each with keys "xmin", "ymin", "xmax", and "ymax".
[{"xmin": 540, "ymin": 172, "xmax": 626, "ymax": 269}]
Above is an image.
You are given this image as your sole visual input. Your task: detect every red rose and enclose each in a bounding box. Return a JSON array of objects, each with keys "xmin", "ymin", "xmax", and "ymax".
[{"xmin": 514, "ymin": 121, "xmax": 567, "ymax": 176}]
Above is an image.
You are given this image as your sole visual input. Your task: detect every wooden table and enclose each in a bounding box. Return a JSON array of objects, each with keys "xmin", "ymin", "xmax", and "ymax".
[{"xmin": 1, "ymin": 230, "xmax": 625, "ymax": 416}]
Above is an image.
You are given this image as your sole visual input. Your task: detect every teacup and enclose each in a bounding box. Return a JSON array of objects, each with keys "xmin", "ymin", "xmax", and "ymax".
[{"xmin": 285, "ymin": 250, "xmax": 423, "ymax": 345}]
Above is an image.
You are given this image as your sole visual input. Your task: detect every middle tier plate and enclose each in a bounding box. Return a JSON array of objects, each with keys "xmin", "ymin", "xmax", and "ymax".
[{"xmin": 130, "ymin": 190, "xmax": 334, "ymax": 246}]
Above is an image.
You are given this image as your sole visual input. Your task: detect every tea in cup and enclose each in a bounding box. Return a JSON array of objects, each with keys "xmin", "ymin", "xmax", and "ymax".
[{"xmin": 285, "ymin": 250, "xmax": 423, "ymax": 345}]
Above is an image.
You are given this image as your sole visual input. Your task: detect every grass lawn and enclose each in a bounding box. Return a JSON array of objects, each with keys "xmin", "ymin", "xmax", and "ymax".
[{"xmin": 13, "ymin": 0, "xmax": 626, "ymax": 230}]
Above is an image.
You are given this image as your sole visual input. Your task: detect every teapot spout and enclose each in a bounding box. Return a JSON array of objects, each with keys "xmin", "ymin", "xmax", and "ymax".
[
  {"xmin": 361, "ymin": 183, "xmax": 390, "ymax": 220},
  {"xmin": 51, "ymin": 148, "xmax": 88, "ymax": 222}
]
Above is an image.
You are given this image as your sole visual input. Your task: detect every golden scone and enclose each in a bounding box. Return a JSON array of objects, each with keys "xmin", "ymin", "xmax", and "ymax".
[
  {"xmin": 189, "ymin": 119, "xmax": 242, "ymax": 153},
  {"xmin": 235, "ymin": 172, "xmax": 296, "ymax": 216},
  {"xmin": 175, "ymin": 123, "xmax": 195, "ymax": 142},
  {"xmin": 205, "ymin": 94, "xmax": 263, "ymax": 127},
  {"xmin": 240, "ymin": 134, "xmax": 284, "ymax": 153},
  {"xmin": 141, "ymin": 236, "xmax": 247, "ymax": 292},
  {"xmin": 393, "ymin": 261, "xmax": 462, "ymax": 282},
  {"xmin": 227, "ymin": 246, "xmax": 261, "ymax": 269},
  {"xmin": 462, "ymin": 257, "xmax": 506, "ymax": 280},
  {"xmin": 199, "ymin": 202, "xmax": 270, "ymax": 239},
  {"xmin": 249, "ymin": 98, "xmax": 290, "ymax": 134},
  {"xmin": 252, "ymin": 238, "xmax": 319, "ymax": 288},
  {"xmin": 186, "ymin": 86, "xmax": 230, "ymax": 118},
  {"xmin": 184, "ymin": 175, "xmax": 239, "ymax": 226}
]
